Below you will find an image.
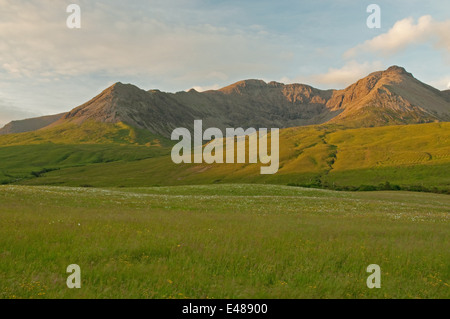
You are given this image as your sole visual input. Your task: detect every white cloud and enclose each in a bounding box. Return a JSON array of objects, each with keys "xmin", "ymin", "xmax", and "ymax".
[
  {"xmin": 281, "ymin": 61, "xmax": 385, "ymax": 89},
  {"xmin": 0, "ymin": 0, "xmax": 298, "ymax": 117},
  {"xmin": 0, "ymin": 0, "xmax": 286, "ymax": 83},
  {"xmin": 345, "ymin": 15, "xmax": 450, "ymax": 58},
  {"xmin": 312, "ymin": 61, "xmax": 384, "ymax": 88},
  {"xmin": 427, "ymin": 76, "xmax": 450, "ymax": 91},
  {"xmin": 0, "ymin": 1, "xmax": 448, "ymax": 117},
  {"xmin": 189, "ymin": 84, "xmax": 221, "ymax": 92}
]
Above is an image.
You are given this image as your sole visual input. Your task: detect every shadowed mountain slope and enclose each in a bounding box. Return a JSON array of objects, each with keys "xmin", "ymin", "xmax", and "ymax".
[
  {"xmin": 1, "ymin": 66, "xmax": 450, "ymax": 141},
  {"xmin": 0, "ymin": 113, "xmax": 66, "ymax": 135},
  {"xmin": 48, "ymin": 66, "xmax": 450, "ymax": 137},
  {"xmin": 50, "ymin": 80, "xmax": 339, "ymax": 138}
]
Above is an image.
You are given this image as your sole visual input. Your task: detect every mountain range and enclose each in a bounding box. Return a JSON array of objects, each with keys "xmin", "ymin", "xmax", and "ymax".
[
  {"xmin": 0, "ymin": 65, "xmax": 449, "ymax": 192},
  {"xmin": 1, "ymin": 65, "xmax": 450, "ymax": 137}
]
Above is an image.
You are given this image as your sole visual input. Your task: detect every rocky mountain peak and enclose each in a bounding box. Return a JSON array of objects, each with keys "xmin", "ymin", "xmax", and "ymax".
[
  {"xmin": 2, "ymin": 66, "xmax": 449, "ymax": 136},
  {"xmin": 384, "ymin": 65, "xmax": 411, "ymax": 76},
  {"xmin": 219, "ymin": 79, "xmax": 268, "ymax": 94}
]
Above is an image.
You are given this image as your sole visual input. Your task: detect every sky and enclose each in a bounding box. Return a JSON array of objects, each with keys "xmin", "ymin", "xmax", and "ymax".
[{"xmin": 0, "ymin": 0, "xmax": 450, "ymax": 127}]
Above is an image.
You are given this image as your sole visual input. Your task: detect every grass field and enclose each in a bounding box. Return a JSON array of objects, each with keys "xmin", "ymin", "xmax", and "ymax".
[{"xmin": 0, "ymin": 184, "xmax": 448, "ymax": 299}]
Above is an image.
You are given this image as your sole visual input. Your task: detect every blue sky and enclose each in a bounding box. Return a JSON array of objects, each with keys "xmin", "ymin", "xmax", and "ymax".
[{"xmin": 0, "ymin": 0, "xmax": 449, "ymax": 126}]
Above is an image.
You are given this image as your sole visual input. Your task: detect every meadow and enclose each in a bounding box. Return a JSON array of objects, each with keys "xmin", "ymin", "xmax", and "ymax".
[{"xmin": 0, "ymin": 184, "xmax": 448, "ymax": 299}]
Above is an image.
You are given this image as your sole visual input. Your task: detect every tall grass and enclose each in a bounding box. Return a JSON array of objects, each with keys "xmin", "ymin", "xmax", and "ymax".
[{"xmin": 0, "ymin": 185, "xmax": 448, "ymax": 299}]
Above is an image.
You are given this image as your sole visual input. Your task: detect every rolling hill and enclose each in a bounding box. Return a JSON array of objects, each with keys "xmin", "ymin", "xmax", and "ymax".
[{"xmin": 6, "ymin": 122, "xmax": 450, "ymax": 193}]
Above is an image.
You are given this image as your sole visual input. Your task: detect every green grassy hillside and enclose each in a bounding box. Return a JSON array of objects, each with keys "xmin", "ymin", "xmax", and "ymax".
[
  {"xmin": 9, "ymin": 122, "xmax": 449, "ymax": 192},
  {"xmin": 323, "ymin": 123, "xmax": 450, "ymax": 190},
  {"xmin": 0, "ymin": 121, "xmax": 169, "ymax": 146},
  {"xmin": 0, "ymin": 121, "xmax": 172, "ymax": 185}
]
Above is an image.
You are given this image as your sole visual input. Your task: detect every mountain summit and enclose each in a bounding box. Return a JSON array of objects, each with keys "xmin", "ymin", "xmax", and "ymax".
[
  {"xmin": 1, "ymin": 66, "xmax": 450, "ymax": 136},
  {"xmin": 328, "ymin": 65, "xmax": 450, "ymax": 126},
  {"xmin": 47, "ymin": 79, "xmax": 340, "ymax": 137}
]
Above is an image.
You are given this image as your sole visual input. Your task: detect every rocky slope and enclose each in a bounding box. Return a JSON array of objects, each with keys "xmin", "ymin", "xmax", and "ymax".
[
  {"xmin": 328, "ymin": 66, "xmax": 450, "ymax": 126},
  {"xmin": 2, "ymin": 66, "xmax": 450, "ymax": 137},
  {"xmin": 0, "ymin": 113, "xmax": 66, "ymax": 135},
  {"xmin": 49, "ymin": 79, "xmax": 340, "ymax": 137}
]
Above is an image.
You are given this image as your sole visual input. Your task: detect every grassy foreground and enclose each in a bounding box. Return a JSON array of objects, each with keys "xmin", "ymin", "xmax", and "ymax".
[{"xmin": 0, "ymin": 184, "xmax": 448, "ymax": 299}]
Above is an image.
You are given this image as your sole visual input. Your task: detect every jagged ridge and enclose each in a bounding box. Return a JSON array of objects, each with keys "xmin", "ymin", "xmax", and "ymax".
[{"xmin": 2, "ymin": 66, "xmax": 450, "ymax": 137}]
